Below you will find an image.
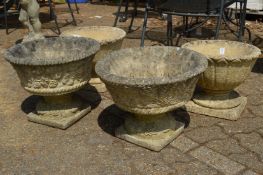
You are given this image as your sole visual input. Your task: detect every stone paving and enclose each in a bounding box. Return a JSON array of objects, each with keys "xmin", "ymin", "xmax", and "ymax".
[{"xmin": 0, "ymin": 3, "xmax": 263, "ymax": 175}]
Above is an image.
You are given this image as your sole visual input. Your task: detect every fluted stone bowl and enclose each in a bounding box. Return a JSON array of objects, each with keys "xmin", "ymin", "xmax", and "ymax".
[
  {"xmin": 182, "ymin": 40, "xmax": 261, "ymax": 94},
  {"xmin": 5, "ymin": 36, "xmax": 100, "ymax": 96},
  {"xmin": 4, "ymin": 36, "xmax": 100, "ymax": 129},
  {"xmin": 95, "ymin": 46, "xmax": 208, "ymax": 151},
  {"xmin": 182, "ymin": 40, "xmax": 261, "ymax": 109}
]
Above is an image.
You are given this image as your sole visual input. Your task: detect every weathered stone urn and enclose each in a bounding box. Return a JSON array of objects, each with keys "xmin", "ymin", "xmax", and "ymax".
[
  {"xmin": 95, "ymin": 46, "xmax": 208, "ymax": 151},
  {"xmin": 61, "ymin": 26, "xmax": 126, "ymax": 92},
  {"xmin": 5, "ymin": 36, "xmax": 100, "ymax": 129},
  {"xmin": 182, "ymin": 40, "xmax": 261, "ymax": 120}
]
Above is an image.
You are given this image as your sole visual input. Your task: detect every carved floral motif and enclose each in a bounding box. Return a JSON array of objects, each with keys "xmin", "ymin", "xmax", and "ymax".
[{"xmin": 12, "ymin": 59, "xmax": 91, "ymax": 96}]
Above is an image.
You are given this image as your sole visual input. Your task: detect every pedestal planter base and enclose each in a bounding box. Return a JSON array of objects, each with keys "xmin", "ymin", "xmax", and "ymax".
[
  {"xmin": 193, "ymin": 91, "xmax": 242, "ymax": 109},
  {"xmin": 184, "ymin": 97, "xmax": 247, "ymax": 120},
  {"xmin": 27, "ymin": 95, "xmax": 91, "ymax": 129},
  {"xmin": 89, "ymin": 78, "xmax": 107, "ymax": 93},
  {"xmin": 115, "ymin": 113, "xmax": 185, "ymax": 151}
]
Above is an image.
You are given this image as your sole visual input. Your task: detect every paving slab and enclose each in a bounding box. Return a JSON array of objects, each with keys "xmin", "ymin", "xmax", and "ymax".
[{"xmin": 189, "ymin": 146, "xmax": 246, "ymax": 175}]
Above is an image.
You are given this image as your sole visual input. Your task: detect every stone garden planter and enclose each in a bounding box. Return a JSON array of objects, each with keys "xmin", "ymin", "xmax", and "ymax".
[
  {"xmin": 182, "ymin": 40, "xmax": 261, "ymax": 120},
  {"xmin": 5, "ymin": 36, "xmax": 100, "ymax": 129},
  {"xmin": 95, "ymin": 46, "xmax": 208, "ymax": 151},
  {"xmin": 61, "ymin": 26, "xmax": 126, "ymax": 92}
]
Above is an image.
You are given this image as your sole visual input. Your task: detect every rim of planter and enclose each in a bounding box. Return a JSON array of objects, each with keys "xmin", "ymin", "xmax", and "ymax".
[
  {"xmin": 61, "ymin": 26, "xmax": 127, "ymax": 45},
  {"xmin": 5, "ymin": 36, "xmax": 100, "ymax": 66},
  {"xmin": 182, "ymin": 40, "xmax": 261, "ymax": 62},
  {"xmin": 95, "ymin": 46, "xmax": 208, "ymax": 86}
]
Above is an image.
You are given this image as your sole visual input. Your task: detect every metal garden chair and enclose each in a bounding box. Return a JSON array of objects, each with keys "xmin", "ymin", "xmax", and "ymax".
[
  {"xmin": 0, "ymin": 0, "xmax": 18, "ymax": 34},
  {"xmin": 43, "ymin": 0, "xmax": 79, "ymax": 34},
  {"xmin": 113, "ymin": 0, "xmax": 138, "ymax": 32},
  {"xmin": 140, "ymin": 0, "xmax": 248, "ymax": 46}
]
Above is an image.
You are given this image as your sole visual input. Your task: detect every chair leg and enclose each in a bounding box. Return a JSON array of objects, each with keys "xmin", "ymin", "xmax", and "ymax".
[
  {"xmin": 170, "ymin": 17, "xmax": 173, "ymax": 46},
  {"xmin": 4, "ymin": 0, "xmax": 8, "ymax": 34},
  {"xmin": 49, "ymin": 0, "xmax": 53, "ymax": 19},
  {"xmin": 167, "ymin": 17, "xmax": 170, "ymax": 45},
  {"xmin": 215, "ymin": 0, "xmax": 224, "ymax": 39},
  {"xmin": 113, "ymin": 0, "xmax": 123, "ymax": 27},
  {"xmin": 128, "ymin": 0, "xmax": 138, "ymax": 32},
  {"xmin": 183, "ymin": 16, "xmax": 189, "ymax": 37},
  {"xmin": 167, "ymin": 14, "xmax": 173, "ymax": 46},
  {"xmin": 134, "ymin": 0, "xmax": 138, "ymax": 16},
  {"xmin": 48, "ymin": 0, "xmax": 61, "ymax": 34},
  {"xmin": 215, "ymin": 16, "xmax": 222, "ymax": 39},
  {"xmin": 140, "ymin": 7, "xmax": 148, "ymax": 47},
  {"xmin": 66, "ymin": 0, "xmax": 77, "ymax": 26},
  {"xmin": 215, "ymin": 12, "xmax": 223, "ymax": 39},
  {"xmin": 239, "ymin": 0, "xmax": 247, "ymax": 41},
  {"xmin": 119, "ymin": 0, "xmax": 129, "ymax": 22},
  {"xmin": 74, "ymin": 0, "xmax": 79, "ymax": 14}
]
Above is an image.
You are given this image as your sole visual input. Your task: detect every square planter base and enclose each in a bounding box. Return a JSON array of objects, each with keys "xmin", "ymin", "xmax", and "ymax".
[
  {"xmin": 27, "ymin": 96, "xmax": 91, "ymax": 129},
  {"xmin": 28, "ymin": 106, "xmax": 91, "ymax": 129},
  {"xmin": 183, "ymin": 97, "xmax": 247, "ymax": 120},
  {"xmin": 115, "ymin": 120, "xmax": 185, "ymax": 152}
]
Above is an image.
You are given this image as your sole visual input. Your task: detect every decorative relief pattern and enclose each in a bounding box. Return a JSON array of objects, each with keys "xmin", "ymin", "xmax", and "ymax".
[
  {"xmin": 106, "ymin": 76, "xmax": 199, "ymax": 114},
  {"xmin": 13, "ymin": 59, "xmax": 91, "ymax": 95}
]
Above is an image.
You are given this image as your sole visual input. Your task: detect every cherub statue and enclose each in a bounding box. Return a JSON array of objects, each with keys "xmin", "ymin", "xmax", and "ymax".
[{"xmin": 19, "ymin": 0, "xmax": 44, "ymax": 42}]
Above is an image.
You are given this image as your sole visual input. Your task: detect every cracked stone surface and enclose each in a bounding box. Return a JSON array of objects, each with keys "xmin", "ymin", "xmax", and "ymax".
[
  {"xmin": 242, "ymin": 170, "xmax": 260, "ymax": 175},
  {"xmin": 217, "ymin": 117, "xmax": 263, "ymax": 134},
  {"xmin": 184, "ymin": 126, "xmax": 228, "ymax": 144},
  {"xmin": 229, "ymin": 152, "xmax": 263, "ymax": 173},
  {"xmin": 0, "ymin": 3, "xmax": 263, "ymax": 175},
  {"xmin": 170, "ymin": 135, "xmax": 199, "ymax": 153},
  {"xmin": 189, "ymin": 146, "xmax": 246, "ymax": 175},
  {"xmin": 234, "ymin": 132, "xmax": 263, "ymax": 161},
  {"xmin": 205, "ymin": 138, "xmax": 247, "ymax": 155}
]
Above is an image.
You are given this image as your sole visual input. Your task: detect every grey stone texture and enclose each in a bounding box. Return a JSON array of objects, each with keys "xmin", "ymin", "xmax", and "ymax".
[
  {"xmin": 242, "ymin": 170, "xmax": 260, "ymax": 175},
  {"xmin": 95, "ymin": 46, "xmax": 207, "ymax": 151},
  {"xmin": 19, "ymin": 0, "xmax": 44, "ymax": 42},
  {"xmin": 170, "ymin": 135, "xmax": 199, "ymax": 153},
  {"xmin": 185, "ymin": 125, "xmax": 228, "ymax": 144},
  {"xmin": 4, "ymin": 37, "xmax": 100, "ymax": 129},
  {"xmin": 189, "ymin": 146, "xmax": 246, "ymax": 175}
]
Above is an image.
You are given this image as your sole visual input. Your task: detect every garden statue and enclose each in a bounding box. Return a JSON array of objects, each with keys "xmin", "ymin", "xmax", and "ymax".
[{"xmin": 19, "ymin": 0, "xmax": 44, "ymax": 42}]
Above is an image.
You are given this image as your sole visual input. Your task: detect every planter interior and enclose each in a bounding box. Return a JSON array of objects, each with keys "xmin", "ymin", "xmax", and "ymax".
[
  {"xmin": 96, "ymin": 46, "xmax": 208, "ymax": 151},
  {"xmin": 5, "ymin": 36, "xmax": 100, "ymax": 129},
  {"xmin": 61, "ymin": 26, "xmax": 126, "ymax": 92}
]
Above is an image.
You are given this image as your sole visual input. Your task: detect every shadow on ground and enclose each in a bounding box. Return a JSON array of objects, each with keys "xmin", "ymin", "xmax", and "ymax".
[
  {"xmin": 20, "ymin": 85, "xmax": 102, "ymax": 116},
  {"xmin": 252, "ymin": 58, "xmax": 263, "ymax": 74},
  {"xmin": 76, "ymin": 85, "xmax": 102, "ymax": 109},
  {"xmin": 98, "ymin": 105, "xmax": 191, "ymax": 137},
  {"xmin": 172, "ymin": 109, "xmax": 191, "ymax": 128},
  {"xmin": 21, "ymin": 95, "xmax": 42, "ymax": 114},
  {"xmin": 98, "ymin": 104, "xmax": 125, "ymax": 136}
]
